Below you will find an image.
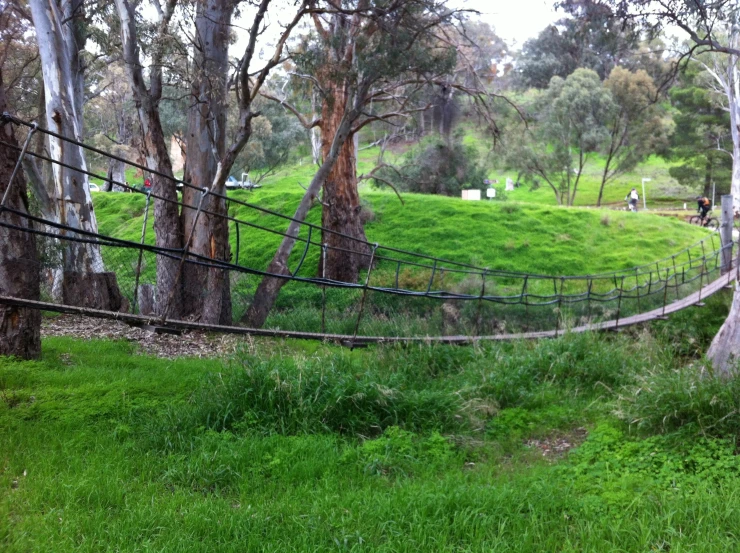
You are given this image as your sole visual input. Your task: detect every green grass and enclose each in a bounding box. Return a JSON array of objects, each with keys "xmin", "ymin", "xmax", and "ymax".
[
  {"xmin": 92, "ymin": 187, "xmax": 708, "ymax": 278},
  {"xmin": 3, "ymin": 292, "xmax": 740, "ymax": 551}
]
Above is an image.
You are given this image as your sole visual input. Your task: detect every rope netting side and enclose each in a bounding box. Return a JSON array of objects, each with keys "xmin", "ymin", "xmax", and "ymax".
[{"xmin": 0, "ymin": 112, "xmax": 736, "ymax": 341}]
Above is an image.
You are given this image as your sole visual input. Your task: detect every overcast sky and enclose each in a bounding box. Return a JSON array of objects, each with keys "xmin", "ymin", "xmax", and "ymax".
[{"xmin": 453, "ymin": 0, "xmax": 562, "ymax": 46}]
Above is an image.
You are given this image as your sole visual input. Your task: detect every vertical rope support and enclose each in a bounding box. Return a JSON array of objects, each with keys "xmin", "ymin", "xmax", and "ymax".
[
  {"xmin": 234, "ymin": 218, "xmax": 241, "ymax": 266},
  {"xmin": 647, "ymin": 271, "xmax": 653, "ymax": 296},
  {"xmin": 426, "ymin": 260, "xmax": 437, "ymax": 295},
  {"xmin": 672, "ymin": 256, "xmax": 680, "ymax": 299},
  {"xmin": 634, "ymin": 268, "xmax": 641, "ymax": 314},
  {"xmin": 291, "ymin": 225, "xmax": 313, "ymax": 276},
  {"xmin": 350, "ymin": 243, "xmax": 379, "ymax": 349},
  {"xmin": 0, "ymin": 122, "xmax": 37, "ymax": 211},
  {"xmin": 521, "ymin": 275, "xmax": 530, "ymax": 332},
  {"xmin": 586, "ymin": 278, "xmax": 593, "ymax": 322},
  {"xmin": 615, "ymin": 275, "xmax": 625, "ymax": 330},
  {"xmin": 394, "ymin": 260, "xmax": 401, "ymax": 290},
  {"xmin": 662, "ymin": 268, "xmax": 670, "ymax": 316},
  {"xmin": 321, "ymin": 243, "xmax": 327, "ymax": 334},
  {"xmin": 132, "ymin": 191, "xmax": 152, "ymax": 314},
  {"xmin": 474, "ymin": 270, "xmax": 487, "ymax": 336},
  {"xmin": 555, "ymin": 277, "xmax": 564, "ymax": 338},
  {"xmin": 160, "ymin": 187, "xmax": 209, "ymax": 322}
]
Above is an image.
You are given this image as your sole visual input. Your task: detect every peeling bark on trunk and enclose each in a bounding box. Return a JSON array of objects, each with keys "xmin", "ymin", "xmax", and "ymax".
[
  {"xmin": 29, "ymin": 0, "xmax": 122, "ymax": 311},
  {"xmin": 181, "ymin": 0, "xmax": 234, "ymax": 325},
  {"xmin": 115, "ymin": 0, "xmax": 184, "ymax": 318},
  {"xmin": 244, "ymin": 85, "xmax": 365, "ymax": 328},
  {"xmin": 706, "ymin": 24, "xmax": 740, "ymax": 375},
  {"xmin": 318, "ymin": 83, "xmax": 370, "ymax": 283},
  {"xmin": 0, "ymin": 73, "xmax": 41, "ymax": 360}
]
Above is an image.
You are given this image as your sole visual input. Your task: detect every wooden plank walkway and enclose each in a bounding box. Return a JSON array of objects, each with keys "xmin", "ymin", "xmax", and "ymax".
[{"xmin": 0, "ymin": 269, "xmax": 735, "ymax": 345}]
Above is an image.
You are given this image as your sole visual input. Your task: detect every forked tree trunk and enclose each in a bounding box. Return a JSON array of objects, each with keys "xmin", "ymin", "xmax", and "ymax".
[
  {"xmin": 115, "ymin": 0, "xmax": 184, "ymax": 318},
  {"xmin": 29, "ymin": 0, "xmax": 123, "ymax": 311},
  {"xmin": 319, "ymin": 82, "xmax": 370, "ymax": 282},
  {"xmin": 0, "ymin": 72, "xmax": 41, "ymax": 359},
  {"xmin": 181, "ymin": 0, "xmax": 234, "ymax": 325},
  {"xmin": 244, "ymin": 86, "xmax": 365, "ymax": 327}
]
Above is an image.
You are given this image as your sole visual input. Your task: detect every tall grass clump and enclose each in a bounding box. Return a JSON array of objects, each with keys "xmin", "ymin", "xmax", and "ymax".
[
  {"xmin": 147, "ymin": 348, "xmax": 478, "ymax": 451},
  {"xmin": 616, "ymin": 365, "xmax": 740, "ymax": 438}
]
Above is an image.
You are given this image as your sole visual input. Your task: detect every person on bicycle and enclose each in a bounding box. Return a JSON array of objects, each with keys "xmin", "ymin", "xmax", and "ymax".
[
  {"xmin": 696, "ymin": 196, "xmax": 711, "ymax": 219},
  {"xmin": 625, "ymin": 188, "xmax": 639, "ymax": 211}
]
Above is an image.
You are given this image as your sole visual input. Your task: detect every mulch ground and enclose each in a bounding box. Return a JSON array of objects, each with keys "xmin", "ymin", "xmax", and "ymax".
[{"xmin": 41, "ymin": 314, "xmax": 245, "ymax": 359}]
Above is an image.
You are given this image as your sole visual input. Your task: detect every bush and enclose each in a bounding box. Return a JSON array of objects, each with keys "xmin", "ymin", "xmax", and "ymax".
[{"xmin": 373, "ymin": 131, "xmax": 488, "ymax": 196}]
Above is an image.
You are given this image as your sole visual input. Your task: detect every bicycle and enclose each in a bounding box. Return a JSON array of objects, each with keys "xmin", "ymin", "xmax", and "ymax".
[{"xmin": 689, "ymin": 212, "xmax": 720, "ymax": 231}]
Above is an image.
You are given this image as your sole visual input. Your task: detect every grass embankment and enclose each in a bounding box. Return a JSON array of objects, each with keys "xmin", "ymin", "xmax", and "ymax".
[
  {"xmin": 2, "ymin": 293, "xmax": 740, "ymax": 551},
  {"xmin": 93, "ymin": 188, "xmax": 707, "ymax": 277}
]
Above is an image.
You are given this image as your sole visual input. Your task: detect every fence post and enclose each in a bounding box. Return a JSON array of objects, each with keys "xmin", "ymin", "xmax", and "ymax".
[
  {"xmin": 635, "ymin": 268, "xmax": 641, "ymax": 313},
  {"xmin": 132, "ymin": 190, "xmax": 152, "ymax": 314},
  {"xmin": 721, "ymin": 194, "xmax": 733, "ymax": 275}
]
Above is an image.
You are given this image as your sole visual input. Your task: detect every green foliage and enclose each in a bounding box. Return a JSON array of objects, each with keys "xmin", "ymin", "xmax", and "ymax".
[
  {"xmin": 342, "ymin": 426, "xmax": 457, "ymax": 476},
  {"xmin": 616, "ymin": 364, "xmax": 740, "ymax": 438},
  {"xmin": 506, "ymin": 68, "xmax": 616, "ymax": 205},
  {"xmin": 665, "ymin": 63, "xmax": 733, "ymax": 196},
  {"xmin": 564, "ymin": 423, "xmax": 740, "ymax": 502},
  {"xmin": 6, "ymin": 314, "xmax": 740, "ymax": 551},
  {"xmin": 374, "ymin": 132, "xmax": 488, "ymax": 195},
  {"xmin": 516, "ymin": 0, "xmax": 642, "ymax": 89}
]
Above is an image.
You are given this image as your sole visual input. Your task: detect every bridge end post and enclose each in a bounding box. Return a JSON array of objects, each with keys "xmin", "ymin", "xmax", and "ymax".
[{"xmin": 721, "ymin": 194, "xmax": 733, "ymax": 275}]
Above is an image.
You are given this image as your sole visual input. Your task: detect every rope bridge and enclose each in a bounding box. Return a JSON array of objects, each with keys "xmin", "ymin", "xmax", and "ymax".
[{"xmin": 0, "ymin": 113, "xmax": 737, "ymax": 345}]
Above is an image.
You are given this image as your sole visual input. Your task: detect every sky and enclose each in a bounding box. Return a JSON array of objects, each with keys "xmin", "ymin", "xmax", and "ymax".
[{"xmin": 453, "ymin": 0, "xmax": 563, "ymax": 46}]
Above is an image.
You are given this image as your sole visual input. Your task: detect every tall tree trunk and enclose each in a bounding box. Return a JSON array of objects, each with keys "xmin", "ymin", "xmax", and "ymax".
[
  {"xmin": 707, "ymin": 28, "xmax": 740, "ymax": 375},
  {"xmin": 0, "ymin": 71, "xmax": 41, "ymax": 359},
  {"xmin": 115, "ymin": 0, "xmax": 184, "ymax": 318},
  {"xmin": 181, "ymin": 0, "xmax": 234, "ymax": 325},
  {"xmin": 244, "ymin": 83, "xmax": 367, "ymax": 327},
  {"xmin": 29, "ymin": 0, "xmax": 123, "ymax": 311},
  {"xmin": 319, "ymin": 81, "xmax": 370, "ymax": 282}
]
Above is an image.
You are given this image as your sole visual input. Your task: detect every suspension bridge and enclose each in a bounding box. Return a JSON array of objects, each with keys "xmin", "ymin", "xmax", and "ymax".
[{"xmin": 0, "ymin": 113, "xmax": 737, "ymax": 345}]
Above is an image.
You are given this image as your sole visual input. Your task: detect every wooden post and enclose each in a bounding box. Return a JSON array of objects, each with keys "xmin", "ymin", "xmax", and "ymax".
[
  {"xmin": 721, "ymin": 194, "xmax": 733, "ymax": 275},
  {"xmin": 662, "ymin": 268, "xmax": 670, "ymax": 317}
]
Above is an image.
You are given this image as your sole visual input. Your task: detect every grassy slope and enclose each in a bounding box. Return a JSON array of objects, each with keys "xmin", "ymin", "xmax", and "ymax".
[
  {"xmin": 2, "ymin": 296, "xmax": 740, "ymax": 552},
  {"xmin": 93, "ymin": 186, "xmax": 708, "ymax": 278}
]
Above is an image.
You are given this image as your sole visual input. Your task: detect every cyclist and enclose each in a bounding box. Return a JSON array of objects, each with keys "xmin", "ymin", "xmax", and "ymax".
[
  {"xmin": 696, "ymin": 196, "xmax": 711, "ymax": 220},
  {"xmin": 625, "ymin": 188, "xmax": 639, "ymax": 211}
]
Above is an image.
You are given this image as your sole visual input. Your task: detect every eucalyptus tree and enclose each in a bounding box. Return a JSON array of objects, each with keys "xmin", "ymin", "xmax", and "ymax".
[
  {"xmin": 28, "ymin": 0, "xmax": 124, "ymax": 310},
  {"xmin": 507, "ymin": 68, "xmax": 614, "ymax": 206},
  {"xmin": 596, "ymin": 66, "xmax": 671, "ymax": 206},
  {"xmin": 0, "ymin": 69, "xmax": 41, "ymax": 359},
  {"xmin": 244, "ymin": 0, "xmax": 488, "ymax": 327},
  {"xmin": 115, "ymin": 0, "xmax": 310, "ymax": 323}
]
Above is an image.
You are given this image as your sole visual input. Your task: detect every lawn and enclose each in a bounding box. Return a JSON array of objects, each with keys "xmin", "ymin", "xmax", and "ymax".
[{"xmin": 2, "ymin": 292, "xmax": 740, "ymax": 552}]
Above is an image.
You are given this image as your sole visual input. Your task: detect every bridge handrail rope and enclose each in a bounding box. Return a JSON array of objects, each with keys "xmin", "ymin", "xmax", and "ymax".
[{"xmin": 0, "ymin": 113, "xmax": 728, "ymax": 281}]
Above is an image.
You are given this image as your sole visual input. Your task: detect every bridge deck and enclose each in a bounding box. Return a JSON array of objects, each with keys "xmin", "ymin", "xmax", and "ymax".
[{"xmin": 0, "ymin": 268, "xmax": 735, "ymax": 345}]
